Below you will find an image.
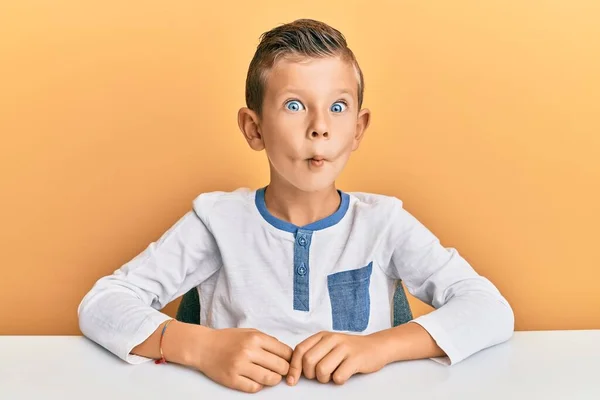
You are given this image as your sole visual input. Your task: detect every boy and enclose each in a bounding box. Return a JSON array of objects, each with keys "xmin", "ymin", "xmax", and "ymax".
[{"xmin": 78, "ymin": 19, "xmax": 514, "ymax": 393}]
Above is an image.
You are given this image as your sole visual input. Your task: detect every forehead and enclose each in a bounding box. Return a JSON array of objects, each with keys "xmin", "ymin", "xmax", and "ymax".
[{"xmin": 264, "ymin": 56, "xmax": 359, "ymax": 99}]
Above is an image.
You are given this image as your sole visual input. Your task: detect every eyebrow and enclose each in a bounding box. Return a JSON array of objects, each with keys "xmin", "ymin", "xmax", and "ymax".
[
  {"xmin": 332, "ymin": 89, "xmax": 354, "ymax": 97},
  {"xmin": 277, "ymin": 87, "xmax": 355, "ymax": 98}
]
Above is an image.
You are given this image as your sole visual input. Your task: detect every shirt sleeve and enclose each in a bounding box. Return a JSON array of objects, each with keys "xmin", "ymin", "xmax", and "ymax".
[
  {"xmin": 77, "ymin": 200, "xmax": 221, "ymax": 364},
  {"xmin": 384, "ymin": 199, "xmax": 514, "ymax": 365}
]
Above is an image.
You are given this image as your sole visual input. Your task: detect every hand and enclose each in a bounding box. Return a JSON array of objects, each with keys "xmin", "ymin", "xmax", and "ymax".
[
  {"xmin": 191, "ymin": 328, "xmax": 293, "ymax": 393},
  {"xmin": 286, "ymin": 331, "xmax": 389, "ymax": 386}
]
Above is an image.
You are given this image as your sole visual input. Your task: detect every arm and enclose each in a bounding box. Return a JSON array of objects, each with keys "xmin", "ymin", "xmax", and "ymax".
[
  {"xmin": 369, "ymin": 320, "xmax": 445, "ymax": 362},
  {"xmin": 286, "ymin": 323, "xmax": 445, "ymax": 386},
  {"xmin": 78, "ymin": 198, "xmax": 293, "ymax": 393},
  {"xmin": 130, "ymin": 319, "xmax": 211, "ymax": 364},
  {"xmin": 384, "ymin": 199, "xmax": 515, "ymax": 365},
  {"xmin": 77, "ymin": 207, "xmax": 222, "ymax": 364},
  {"xmin": 286, "ymin": 199, "xmax": 514, "ymax": 385},
  {"xmin": 130, "ymin": 320, "xmax": 292, "ymax": 394}
]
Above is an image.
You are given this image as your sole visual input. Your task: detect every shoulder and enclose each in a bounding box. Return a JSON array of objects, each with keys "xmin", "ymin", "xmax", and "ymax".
[
  {"xmin": 344, "ymin": 191, "xmax": 408, "ymax": 232},
  {"xmin": 347, "ymin": 191, "xmax": 404, "ymax": 214},
  {"xmin": 191, "ymin": 187, "xmax": 255, "ymax": 222}
]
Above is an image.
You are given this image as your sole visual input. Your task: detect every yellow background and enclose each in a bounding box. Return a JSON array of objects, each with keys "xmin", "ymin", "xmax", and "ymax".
[{"xmin": 1, "ymin": 1, "xmax": 599, "ymax": 335}]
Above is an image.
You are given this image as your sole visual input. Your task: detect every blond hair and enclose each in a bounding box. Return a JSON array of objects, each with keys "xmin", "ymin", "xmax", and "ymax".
[{"xmin": 245, "ymin": 19, "xmax": 364, "ymax": 115}]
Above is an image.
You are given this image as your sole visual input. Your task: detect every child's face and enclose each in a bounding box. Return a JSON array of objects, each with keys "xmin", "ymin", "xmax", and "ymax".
[{"xmin": 239, "ymin": 56, "xmax": 370, "ymax": 193}]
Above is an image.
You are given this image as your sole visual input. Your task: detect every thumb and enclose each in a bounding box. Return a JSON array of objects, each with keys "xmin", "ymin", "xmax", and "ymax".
[
  {"xmin": 286, "ymin": 333, "xmax": 323, "ymax": 386},
  {"xmin": 286, "ymin": 363, "xmax": 302, "ymax": 386}
]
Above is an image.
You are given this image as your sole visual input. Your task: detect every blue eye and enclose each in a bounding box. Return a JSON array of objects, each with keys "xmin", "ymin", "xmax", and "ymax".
[
  {"xmin": 331, "ymin": 102, "xmax": 347, "ymax": 113},
  {"xmin": 285, "ymin": 100, "xmax": 305, "ymax": 112}
]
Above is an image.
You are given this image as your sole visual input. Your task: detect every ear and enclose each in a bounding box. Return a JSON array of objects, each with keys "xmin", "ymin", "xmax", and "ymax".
[
  {"xmin": 238, "ymin": 107, "xmax": 264, "ymax": 151},
  {"xmin": 352, "ymin": 108, "xmax": 371, "ymax": 151}
]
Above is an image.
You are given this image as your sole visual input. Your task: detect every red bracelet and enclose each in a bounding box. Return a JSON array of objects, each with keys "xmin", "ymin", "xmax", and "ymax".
[{"xmin": 155, "ymin": 319, "xmax": 175, "ymax": 364}]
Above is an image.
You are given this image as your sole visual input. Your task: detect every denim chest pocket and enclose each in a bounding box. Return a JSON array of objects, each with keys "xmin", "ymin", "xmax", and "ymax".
[{"xmin": 327, "ymin": 262, "xmax": 373, "ymax": 332}]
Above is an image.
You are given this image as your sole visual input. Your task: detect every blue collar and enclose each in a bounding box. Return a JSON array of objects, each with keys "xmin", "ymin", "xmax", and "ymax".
[{"xmin": 255, "ymin": 187, "xmax": 350, "ymax": 233}]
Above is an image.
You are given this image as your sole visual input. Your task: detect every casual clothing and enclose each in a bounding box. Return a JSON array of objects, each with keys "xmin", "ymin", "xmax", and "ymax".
[{"xmin": 78, "ymin": 187, "xmax": 514, "ymax": 365}]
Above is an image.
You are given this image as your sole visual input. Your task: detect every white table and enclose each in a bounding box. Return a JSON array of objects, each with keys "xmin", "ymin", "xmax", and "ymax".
[{"xmin": 1, "ymin": 331, "xmax": 598, "ymax": 399}]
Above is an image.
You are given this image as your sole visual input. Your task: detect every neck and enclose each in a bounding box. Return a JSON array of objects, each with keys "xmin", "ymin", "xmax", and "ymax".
[{"xmin": 264, "ymin": 180, "xmax": 341, "ymax": 227}]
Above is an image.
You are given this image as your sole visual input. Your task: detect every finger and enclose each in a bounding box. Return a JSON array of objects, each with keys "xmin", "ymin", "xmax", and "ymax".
[
  {"xmin": 259, "ymin": 334, "xmax": 294, "ymax": 362},
  {"xmin": 302, "ymin": 335, "xmax": 338, "ymax": 380},
  {"xmin": 315, "ymin": 345, "xmax": 347, "ymax": 384},
  {"xmin": 332, "ymin": 358, "xmax": 359, "ymax": 385},
  {"xmin": 232, "ymin": 375, "xmax": 264, "ymax": 393},
  {"xmin": 241, "ymin": 363, "xmax": 283, "ymax": 387},
  {"xmin": 287, "ymin": 333, "xmax": 324, "ymax": 385},
  {"xmin": 251, "ymin": 348, "xmax": 290, "ymax": 376}
]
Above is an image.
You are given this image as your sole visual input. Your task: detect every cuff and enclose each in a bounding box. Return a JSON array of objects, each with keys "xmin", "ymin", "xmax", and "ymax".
[
  {"xmin": 122, "ymin": 312, "xmax": 173, "ymax": 364},
  {"xmin": 410, "ymin": 315, "xmax": 463, "ymax": 366}
]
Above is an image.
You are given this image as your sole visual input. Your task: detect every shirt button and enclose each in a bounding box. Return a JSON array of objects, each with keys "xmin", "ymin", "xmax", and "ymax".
[
  {"xmin": 297, "ymin": 263, "xmax": 307, "ymax": 276},
  {"xmin": 297, "ymin": 236, "xmax": 307, "ymax": 247}
]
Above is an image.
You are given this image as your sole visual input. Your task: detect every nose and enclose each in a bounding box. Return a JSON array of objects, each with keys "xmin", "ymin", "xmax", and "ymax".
[
  {"xmin": 310, "ymin": 130, "xmax": 329, "ymax": 139},
  {"xmin": 307, "ymin": 110, "xmax": 330, "ymax": 140}
]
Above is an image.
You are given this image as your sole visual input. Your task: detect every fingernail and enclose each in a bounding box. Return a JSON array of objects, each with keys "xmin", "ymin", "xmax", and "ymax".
[{"xmin": 287, "ymin": 376, "xmax": 295, "ymax": 385}]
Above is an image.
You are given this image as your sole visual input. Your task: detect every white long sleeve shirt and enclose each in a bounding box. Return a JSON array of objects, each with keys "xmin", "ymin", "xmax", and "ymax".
[{"xmin": 78, "ymin": 187, "xmax": 514, "ymax": 365}]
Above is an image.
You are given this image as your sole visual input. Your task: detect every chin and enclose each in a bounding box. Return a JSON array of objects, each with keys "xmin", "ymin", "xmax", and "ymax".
[{"xmin": 290, "ymin": 177, "xmax": 337, "ymax": 193}]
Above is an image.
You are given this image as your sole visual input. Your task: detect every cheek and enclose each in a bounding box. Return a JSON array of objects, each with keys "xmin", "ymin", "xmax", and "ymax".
[
  {"xmin": 334, "ymin": 116, "xmax": 357, "ymax": 134},
  {"xmin": 333, "ymin": 149, "xmax": 352, "ymax": 169},
  {"xmin": 334, "ymin": 119, "xmax": 359, "ymax": 146},
  {"xmin": 264, "ymin": 118, "xmax": 304, "ymax": 152}
]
